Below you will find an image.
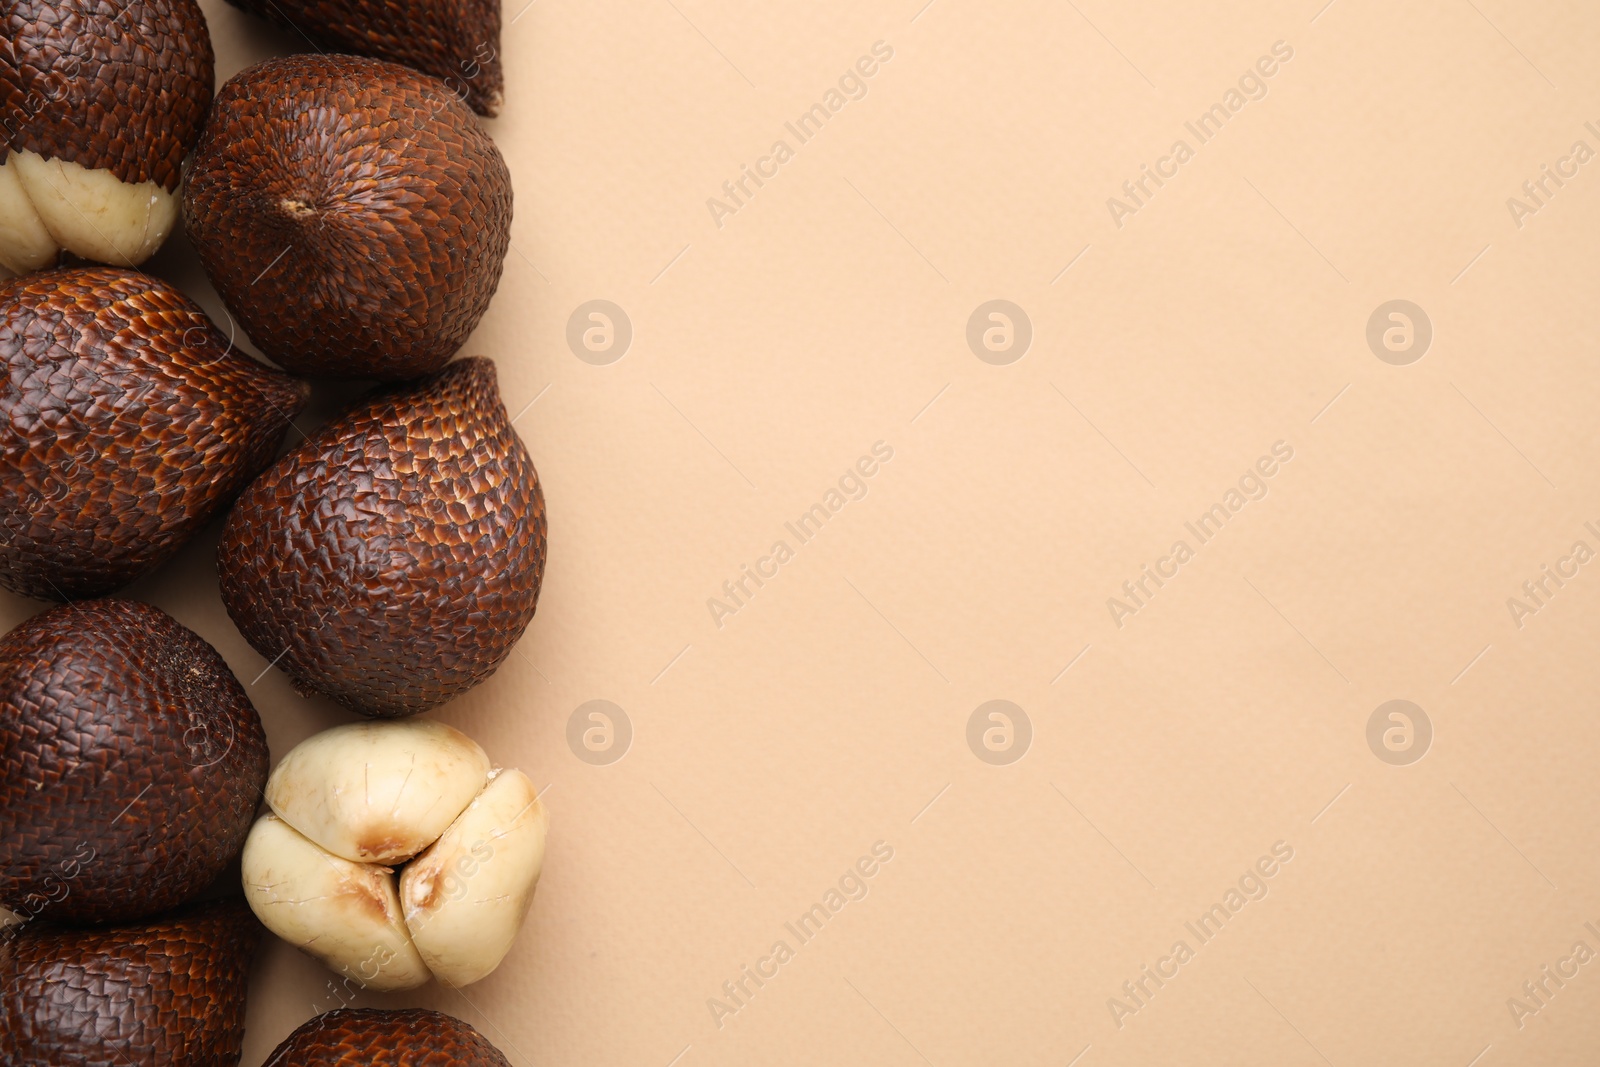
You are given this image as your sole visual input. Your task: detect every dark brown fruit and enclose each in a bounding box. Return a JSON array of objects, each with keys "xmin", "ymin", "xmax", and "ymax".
[
  {"xmin": 0, "ymin": 0, "xmax": 212, "ymax": 188},
  {"xmin": 0, "ymin": 599, "xmax": 269, "ymax": 925},
  {"xmin": 217, "ymin": 358, "xmax": 545, "ymax": 718},
  {"xmin": 223, "ymin": 0, "xmax": 503, "ymax": 116},
  {"xmin": 264, "ymin": 1008, "xmax": 512, "ymax": 1065},
  {"xmin": 0, "ymin": 268, "xmax": 309, "ymax": 601},
  {"xmin": 182, "ymin": 54, "xmax": 514, "ymax": 381},
  {"xmin": 0, "ymin": 0, "xmax": 214, "ymax": 268},
  {"xmin": 0, "ymin": 898, "xmax": 260, "ymax": 1066}
]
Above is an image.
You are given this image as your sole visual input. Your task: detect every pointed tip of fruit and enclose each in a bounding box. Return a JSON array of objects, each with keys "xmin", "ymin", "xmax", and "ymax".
[
  {"xmin": 262, "ymin": 369, "xmax": 314, "ymax": 420},
  {"xmin": 290, "ymin": 374, "xmax": 314, "ymax": 410},
  {"xmin": 450, "ymin": 355, "xmax": 499, "ymax": 386}
]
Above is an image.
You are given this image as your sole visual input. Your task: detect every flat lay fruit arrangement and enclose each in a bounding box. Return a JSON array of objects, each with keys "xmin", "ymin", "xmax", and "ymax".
[{"xmin": 0, "ymin": 0, "xmax": 541, "ymax": 1061}]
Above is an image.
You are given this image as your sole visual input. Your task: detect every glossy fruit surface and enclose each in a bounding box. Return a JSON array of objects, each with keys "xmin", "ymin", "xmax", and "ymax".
[
  {"xmin": 218, "ymin": 358, "xmax": 545, "ymax": 717},
  {"xmin": 0, "ymin": 898, "xmax": 260, "ymax": 1065},
  {"xmin": 182, "ymin": 54, "xmax": 513, "ymax": 380},
  {"xmin": 223, "ymin": 0, "xmax": 504, "ymax": 115},
  {"xmin": 0, "ymin": 599, "xmax": 269, "ymax": 924},
  {"xmin": 263, "ymin": 1008, "xmax": 512, "ymax": 1066},
  {"xmin": 0, "ymin": 268, "xmax": 309, "ymax": 601}
]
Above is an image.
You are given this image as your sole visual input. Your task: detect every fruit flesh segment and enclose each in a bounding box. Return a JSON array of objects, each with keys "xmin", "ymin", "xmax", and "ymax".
[
  {"xmin": 241, "ymin": 813, "xmax": 433, "ymax": 991},
  {"xmin": 0, "ymin": 149, "xmax": 176, "ymax": 272},
  {"xmin": 402, "ymin": 768, "xmax": 549, "ymax": 987},
  {"xmin": 0, "ymin": 154, "xmax": 57, "ymax": 276},
  {"xmin": 264, "ymin": 719, "xmax": 493, "ymax": 865}
]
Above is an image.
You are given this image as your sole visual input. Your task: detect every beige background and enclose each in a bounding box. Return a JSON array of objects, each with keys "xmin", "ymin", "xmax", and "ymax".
[{"xmin": 6, "ymin": 0, "xmax": 1600, "ymax": 1063}]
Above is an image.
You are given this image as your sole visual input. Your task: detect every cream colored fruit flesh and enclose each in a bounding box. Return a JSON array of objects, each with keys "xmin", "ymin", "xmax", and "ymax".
[
  {"xmin": 0, "ymin": 149, "xmax": 176, "ymax": 276},
  {"xmin": 240, "ymin": 814, "xmax": 433, "ymax": 992},
  {"xmin": 241, "ymin": 720, "xmax": 551, "ymax": 991},
  {"xmin": 402, "ymin": 769, "xmax": 549, "ymax": 987},
  {"xmin": 264, "ymin": 719, "xmax": 493, "ymax": 865}
]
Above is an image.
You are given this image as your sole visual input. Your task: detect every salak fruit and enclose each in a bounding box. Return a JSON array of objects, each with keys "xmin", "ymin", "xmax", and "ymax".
[
  {"xmin": 217, "ymin": 358, "xmax": 545, "ymax": 718},
  {"xmin": 0, "ymin": 268, "xmax": 308, "ymax": 601},
  {"xmin": 0, "ymin": 599, "xmax": 269, "ymax": 925},
  {"xmin": 182, "ymin": 54, "xmax": 513, "ymax": 380},
  {"xmin": 0, "ymin": 0, "xmax": 214, "ymax": 270}
]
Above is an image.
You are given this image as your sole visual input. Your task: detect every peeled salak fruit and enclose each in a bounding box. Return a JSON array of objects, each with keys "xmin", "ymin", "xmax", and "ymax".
[
  {"xmin": 241, "ymin": 720, "xmax": 549, "ymax": 990},
  {"xmin": 218, "ymin": 358, "xmax": 546, "ymax": 717},
  {"xmin": 183, "ymin": 54, "xmax": 513, "ymax": 380},
  {"xmin": 0, "ymin": 0, "xmax": 214, "ymax": 271},
  {"xmin": 0, "ymin": 899, "xmax": 259, "ymax": 1065},
  {"xmin": 0, "ymin": 599, "xmax": 270, "ymax": 925},
  {"xmin": 265, "ymin": 1008, "xmax": 513, "ymax": 1066},
  {"xmin": 224, "ymin": 0, "xmax": 504, "ymax": 116},
  {"xmin": 0, "ymin": 268, "xmax": 309, "ymax": 601}
]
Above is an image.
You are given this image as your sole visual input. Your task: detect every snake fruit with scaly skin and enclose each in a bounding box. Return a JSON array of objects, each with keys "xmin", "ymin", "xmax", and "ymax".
[
  {"xmin": 225, "ymin": 0, "xmax": 505, "ymax": 116},
  {"xmin": 0, "ymin": 598, "xmax": 269, "ymax": 925},
  {"xmin": 0, "ymin": 267, "xmax": 309, "ymax": 601},
  {"xmin": 265, "ymin": 1008, "xmax": 513, "ymax": 1066},
  {"xmin": 0, "ymin": 0, "xmax": 214, "ymax": 271},
  {"xmin": 217, "ymin": 357, "xmax": 546, "ymax": 718},
  {"xmin": 0, "ymin": 899, "xmax": 260, "ymax": 1065},
  {"xmin": 182, "ymin": 53, "xmax": 514, "ymax": 381}
]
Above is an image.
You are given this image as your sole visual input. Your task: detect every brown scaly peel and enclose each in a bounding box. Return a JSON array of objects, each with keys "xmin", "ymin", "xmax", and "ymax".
[
  {"xmin": 223, "ymin": 0, "xmax": 503, "ymax": 116},
  {"xmin": 0, "ymin": 268, "xmax": 310, "ymax": 602},
  {"xmin": 182, "ymin": 54, "xmax": 514, "ymax": 381},
  {"xmin": 264, "ymin": 1008, "xmax": 513, "ymax": 1065},
  {"xmin": 0, "ymin": 898, "xmax": 260, "ymax": 1065},
  {"xmin": 0, "ymin": 0, "xmax": 214, "ymax": 271},
  {"xmin": 217, "ymin": 358, "xmax": 546, "ymax": 718},
  {"xmin": 0, "ymin": 599, "xmax": 270, "ymax": 925}
]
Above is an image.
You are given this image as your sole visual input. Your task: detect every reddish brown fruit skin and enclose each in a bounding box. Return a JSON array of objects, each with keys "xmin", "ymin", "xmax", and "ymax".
[
  {"xmin": 223, "ymin": 0, "xmax": 503, "ymax": 116},
  {"xmin": 0, "ymin": 0, "xmax": 214, "ymax": 189},
  {"xmin": 217, "ymin": 358, "xmax": 545, "ymax": 717},
  {"xmin": 0, "ymin": 899, "xmax": 260, "ymax": 1066},
  {"xmin": 0, "ymin": 268, "xmax": 309, "ymax": 601},
  {"xmin": 182, "ymin": 54, "xmax": 514, "ymax": 381},
  {"xmin": 0, "ymin": 599, "xmax": 270, "ymax": 924},
  {"xmin": 265, "ymin": 1008, "xmax": 513, "ymax": 1065}
]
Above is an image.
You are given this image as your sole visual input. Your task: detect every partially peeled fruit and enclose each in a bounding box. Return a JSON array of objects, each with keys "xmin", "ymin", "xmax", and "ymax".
[
  {"xmin": 241, "ymin": 720, "xmax": 548, "ymax": 991},
  {"xmin": 0, "ymin": 0, "xmax": 214, "ymax": 272}
]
